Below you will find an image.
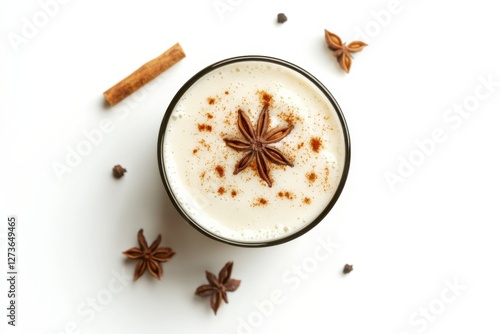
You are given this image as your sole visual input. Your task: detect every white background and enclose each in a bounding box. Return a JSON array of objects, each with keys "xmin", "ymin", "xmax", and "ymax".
[{"xmin": 1, "ymin": 0, "xmax": 500, "ymax": 333}]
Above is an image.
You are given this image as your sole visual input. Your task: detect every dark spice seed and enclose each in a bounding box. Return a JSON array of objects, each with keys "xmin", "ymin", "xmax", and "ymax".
[
  {"xmin": 112, "ymin": 165, "xmax": 127, "ymax": 178},
  {"xmin": 343, "ymin": 264, "xmax": 353, "ymax": 274},
  {"xmin": 277, "ymin": 13, "xmax": 287, "ymax": 23}
]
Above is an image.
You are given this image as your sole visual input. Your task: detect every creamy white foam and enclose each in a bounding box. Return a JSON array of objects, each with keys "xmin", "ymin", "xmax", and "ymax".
[{"xmin": 162, "ymin": 60, "xmax": 346, "ymax": 244}]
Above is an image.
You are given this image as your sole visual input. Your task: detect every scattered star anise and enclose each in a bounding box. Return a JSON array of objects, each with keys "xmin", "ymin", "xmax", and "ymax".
[
  {"xmin": 122, "ymin": 229, "xmax": 175, "ymax": 281},
  {"xmin": 195, "ymin": 261, "xmax": 241, "ymax": 315},
  {"xmin": 324, "ymin": 29, "xmax": 367, "ymax": 73},
  {"xmin": 224, "ymin": 104, "xmax": 294, "ymax": 187}
]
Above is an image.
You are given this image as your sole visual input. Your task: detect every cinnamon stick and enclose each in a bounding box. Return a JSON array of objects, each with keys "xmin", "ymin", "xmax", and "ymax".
[{"xmin": 103, "ymin": 43, "xmax": 185, "ymax": 106}]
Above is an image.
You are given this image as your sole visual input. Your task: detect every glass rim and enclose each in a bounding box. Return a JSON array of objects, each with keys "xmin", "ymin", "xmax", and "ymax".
[{"xmin": 157, "ymin": 55, "xmax": 351, "ymax": 247}]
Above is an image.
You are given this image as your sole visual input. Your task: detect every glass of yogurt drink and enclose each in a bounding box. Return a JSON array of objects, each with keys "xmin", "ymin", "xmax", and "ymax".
[{"xmin": 158, "ymin": 56, "xmax": 350, "ymax": 247}]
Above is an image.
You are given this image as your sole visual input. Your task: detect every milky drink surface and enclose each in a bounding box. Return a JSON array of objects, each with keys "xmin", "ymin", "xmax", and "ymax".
[{"xmin": 162, "ymin": 60, "xmax": 346, "ymax": 243}]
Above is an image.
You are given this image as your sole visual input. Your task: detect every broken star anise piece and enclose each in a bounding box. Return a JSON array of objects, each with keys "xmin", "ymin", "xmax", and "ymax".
[
  {"xmin": 324, "ymin": 29, "xmax": 367, "ymax": 73},
  {"xmin": 122, "ymin": 229, "xmax": 175, "ymax": 281},
  {"xmin": 224, "ymin": 104, "xmax": 294, "ymax": 187},
  {"xmin": 195, "ymin": 261, "xmax": 241, "ymax": 315}
]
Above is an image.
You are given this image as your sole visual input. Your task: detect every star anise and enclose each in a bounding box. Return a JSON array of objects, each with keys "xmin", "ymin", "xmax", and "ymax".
[
  {"xmin": 324, "ymin": 29, "xmax": 367, "ymax": 73},
  {"xmin": 195, "ymin": 261, "xmax": 241, "ymax": 315},
  {"xmin": 224, "ymin": 104, "xmax": 294, "ymax": 187},
  {"xmin": 122, "ymin": 229, "xmax": 175, "ymax": 281}
]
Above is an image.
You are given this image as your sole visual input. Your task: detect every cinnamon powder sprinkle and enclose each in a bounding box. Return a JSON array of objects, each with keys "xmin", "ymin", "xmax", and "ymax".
[
  {"xmin": 306, "ymin": 172, "xmax": 318, "ymax": 183},
  {"xmin": 218, "ymin": 187, "xmax": 226, "ymax": 195},
  {"xmin": 206, "ymin": 113, "xmax": 214, "ymax": 119},
  {"xmin": 199, "ymin": 139, "xmax": 211, "ymax": 150},
  {"xmin": 198, "ymin": 124, "xmax": 212, "ymax": 132},
  {"xmin": 215, "ymin": 165, "xmax": 225, "ymax": 178},
  {"xmin": 278, "ymin": 191, "xmax": 294, "ymax": 200},
  {"xmin": 280, "ymin": 112, "xmax": 300, "ymax": 127},
  {"xmin": 224, "ymin": 91, "xmax": 229, "ymax": 95},
  {"xmin": 325, "ymin": 167, "xmax": 330, "ymax": 182},
  {"xmin": 253, "ymin": 198, "xmax": 269, "ymax": 206},
  {"xmin": 193, "ymin": 148, "xmax": 199, "ymax": 155},
  {"xmin": 303, "ymin": 197, "xmax": 311, "ymax": 205},
  {"xmin": 207, "ymin": 97, "xmax": 216, "ymax": 105},
  {"xmin": 258, "ymin": 91, "xmax": 273, "ymax": 106},
  {"xmin": 310, "ymin": 137, "xmax": 323, "ymax": 153},
  {"xmin": 231, "ymin": 190, "xmax": 237, "ymax": 197}
]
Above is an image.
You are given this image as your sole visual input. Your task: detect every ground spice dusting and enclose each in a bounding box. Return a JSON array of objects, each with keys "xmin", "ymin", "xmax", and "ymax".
[
  {"xmin": 192, "ymin": 148, "xmax": 199, "ymax": 155},
  {"xmin": 200, "ymin": 171, "xmax": 206, "ymax": 180},
  {"xmin": 218, "ymin": 187, "xmax": 226, "ymax": 195},
  {"xmin": 310, "ymin": 137, "xmax": 322, "ymax": 153},
  {"xmin": 258, "ymin": 91, "xmax": 273, "ymax": 106},
  {"xmin": 224, "ymin": 91, "xmax": 229, "ymax": 95},
  {"xmin": 198, "ymin": 124, "xmax": 212, "ymax": 132},
  {"xmin": 231, "ymin": 190, "xmax": 237, "ymax": 197},
  {"xmin": 207, "ymin": 97, "xmax": 216, "ymax": 105},
  {"xmin": 280, "ymin": 112, "xmax": 300, "ymax": 127},
  {"xmin": 199, "ymin": 139, "xmax": 210, "ymax": 150},
  {"xmin": 206, "ymin": 113, "xmax": 214, "ymax": 119},
  {"xmin": 278, "ymin": 191, "xmax": 294, "ymax": 200},
  {"xmin": 253, "ymin": 198, "xmax": 268, "ymax": 206},
  {"xmin": 306, "ymin": 172, "xmax": 318, "ymax": 183},
  {"xmin": 303, "ymin": 197, "xmax": 311, "ymax": 205},
  {"xmin": 215, "ymin": 165, "xmax": 225, "ymax": 178}
]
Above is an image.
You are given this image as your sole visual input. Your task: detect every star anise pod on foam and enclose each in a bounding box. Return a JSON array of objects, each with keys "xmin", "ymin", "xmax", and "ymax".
[
  {"xmin": 325, "ymin": 29, "xmax": 367, "ymax": 73},
  {"xmin": 224, "ymin": 104, "xmax": 294, "ymax": 187},
  {"xmin": 122, "ymin": 229, "xmax": 175, "ymax": 281},
  {"xmin": 195, "ymin": 261, "xmax": 241, "ymax": 315}
]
